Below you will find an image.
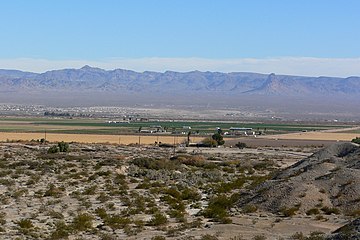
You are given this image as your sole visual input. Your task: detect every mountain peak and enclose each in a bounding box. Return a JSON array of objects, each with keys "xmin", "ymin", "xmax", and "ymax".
[
  {"xmin": 80, "ymin": 65, "xmax": 106, "ymax": 72},
  {"xmin": 81, "ymin": 65, "xmax": 94, "ymax": 70}
]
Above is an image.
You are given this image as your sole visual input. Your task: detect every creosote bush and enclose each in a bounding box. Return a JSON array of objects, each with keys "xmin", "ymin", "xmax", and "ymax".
[
  {"xmin": 71, "ymin": 213, "xmax": 94, "ymax": 232},
  {"xmin": 280, "ymin": 205, "xmax": 300, "ymax": 217},
  {"xmin": 201, "ymin": 194, "xmax": 234, "ymax": 223},
  {"xmin": 47, "ymin": 141, "xmax": 70, "ymax": 153},
  {"xmin": 147, "ymin": 212, "xmax": 168, "ymax": 226},
  {"xmin": 17, "ymin": 218, "xmax": 34, "ymax": 229}
]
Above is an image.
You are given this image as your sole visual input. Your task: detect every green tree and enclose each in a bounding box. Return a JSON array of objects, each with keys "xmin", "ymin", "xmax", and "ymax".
[
  {"xmin": 352, "ymin": 137, "xmax": 360, "ymax": 144},
  {"xmin": 186, "ymin": 131, "xmax": 191, "ymax": 147},
  {"xmin": 235, "ymin": 142, "xmax": 247, "ymax": 149},
  {"xmin": 212, "ymin": 133, "xmax": 225, "ymax": 146}
]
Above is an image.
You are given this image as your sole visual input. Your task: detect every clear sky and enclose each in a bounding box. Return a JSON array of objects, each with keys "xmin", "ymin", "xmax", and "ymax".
[{"xmin": 1, "ymin": 0, "xmax": 360, "ymax": 76}]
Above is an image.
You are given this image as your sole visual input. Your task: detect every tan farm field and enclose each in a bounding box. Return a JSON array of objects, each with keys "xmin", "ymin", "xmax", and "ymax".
[
  {"xmin": 0, "ymin": 132, "xmax": 205, "ymax": 145},
  {"xmin": 261, "ymin": 131, "xmax": 359, "ymax": 141}
]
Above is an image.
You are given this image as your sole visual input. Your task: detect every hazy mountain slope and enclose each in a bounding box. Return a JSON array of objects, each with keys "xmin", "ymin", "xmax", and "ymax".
[{"xmin": 1, "ymin": 66, "xmax": 359, "ymax": 96}]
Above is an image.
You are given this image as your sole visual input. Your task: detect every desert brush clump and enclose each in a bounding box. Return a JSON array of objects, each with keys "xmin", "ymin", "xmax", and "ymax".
[
  {"xmin": 47, "ymin": 141, "xmax": 70, "ymax": 153},
  {"xmin": 201, "ymin": 194, "xmax": 235, "ymax": 223}
]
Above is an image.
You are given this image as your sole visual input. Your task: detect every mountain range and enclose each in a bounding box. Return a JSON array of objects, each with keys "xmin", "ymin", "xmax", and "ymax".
[
  {"xmin": 1, "ymin": 65, "xmax": 360, "ymax": 95},
  {"xmin": 0, "ymin": 66, "xmax": 359, "ymax": 114}
]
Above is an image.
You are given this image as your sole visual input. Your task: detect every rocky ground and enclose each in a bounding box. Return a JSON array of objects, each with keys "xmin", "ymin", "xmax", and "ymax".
[{"xmin": 0, "ymin": 141, "xmax": 358, "ymax": 239}]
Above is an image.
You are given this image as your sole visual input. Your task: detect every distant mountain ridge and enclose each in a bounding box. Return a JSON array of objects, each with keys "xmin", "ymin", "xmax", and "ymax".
[{"xmin": 0, "ymin": 66, "xmax": 360, "ymax": 96}]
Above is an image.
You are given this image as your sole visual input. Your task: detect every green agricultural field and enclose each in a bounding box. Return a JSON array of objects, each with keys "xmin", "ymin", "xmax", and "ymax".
[{"xmin": 0, "ymin": 117, "xmax": 352, "ymax": 135}]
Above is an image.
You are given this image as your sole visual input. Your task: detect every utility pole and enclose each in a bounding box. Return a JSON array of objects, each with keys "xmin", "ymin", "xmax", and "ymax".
[
  {"xmin": 173, "ymin": 135, "xmax": 176, "ymax": 155},
  {"xmin": 138, "ymin": 135, "xmax": 141, "ymax": 145}
]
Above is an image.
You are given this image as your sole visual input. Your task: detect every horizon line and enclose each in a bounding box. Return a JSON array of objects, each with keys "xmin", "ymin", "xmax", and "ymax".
[{"xmin": 1, "ymin": 57, "xmax": 360, "ymax": 78}]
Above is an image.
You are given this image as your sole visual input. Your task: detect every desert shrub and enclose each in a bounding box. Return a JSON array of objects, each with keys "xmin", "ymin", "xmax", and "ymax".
[
  {"xmin": 290, "ymin": 232, "xmax": 305, "ymax": 239},
  {"xmin": 0, "ymin": 212, "xmax": 6, "ymax": 225},
  {"xmin": 164, "ymin": 187, "xmax": 181, "ymax": 199},
  {"xmin": 174, "ymin": 155, "xmax": 205, "ymax": 167},
  {"xmin": 246, "ymin": 174, "xmax": 272, "ymax": 190},
  {"xmin": 253, "ymin": 235, "xmax": 267, "ymax": 240},
  {"xmin": 147, "ymin": 212, "xmax": 168, "ymax": 226},
  {"xmin": 113, "ymin": 173, "xmax": 128, "ymax": 187},
  {"xmin": 321, "ymin": 206, "xmax": 340, "ymax": 215},
  {"xmin": 235, "ymin": 142, "xmax": 247, "ymax": 149},
  {"xmin": 47, "ymin": 145, "xmax": 59, "ymax": 154},
  {"xmin": 132, "ymin": 157, "xmax": 179, "ymax": 170},
  {"xmin": 242, "ymin": 204, "xmax": 258, "ymax": 213},
  {"xmin": 202, "ymin": 137, "xmax": 218, "ymax": 147},
  {"xmin": 49, "ymin": 221, "xmax": 71, "ymax": 240},
  {"xmin": 127, "ymin": 196, "xmax": 146, "ymax": 214},
  {"xmin": 58, "ymin": 141, "xmax": 69, "ymax": 152},
  {"xmin": 306, "ymin": 208, "xmax": 320, "ymax": 215},
  {"xmin": 315, "ymin": 215, "xmax": 326, "ymax": 221},
  {"xmin": 280, "ymin": 206, "xmax": 300, "ymax": 217},
  {"xmin": 253, "ymin": 160, "xmax": 274, "ymax": 171},
  {"xmin": 291, "ymin": 231, "xmax": 325, "ymax": 240},
  {"xmin": 181, "ymin": 187, "xmax": 201, "ymax": 201},
  {"xmin": 104, "ymin": 214, "xmax": 131, "ymax": 229},
  {"xmin": 100, "ymin": 233, "xmax": 117, "ymax": 240},
  {"xmin": 201, "ymin": 194, "xmax": 233, "ymax": 223},
  {"xmin": 17, "ymin": 218, "xmax": 34, "ymax": 229},
  {"xmin": 151, "ymin": 236, "xmax": 166, "ymax": 240},
  {"xmin": 346, "ymin": 208, "xmax": 360, "ymax": 217},
  {"xmin": 351, "ymin": 137, "xmax": 360, "ymax": 144},
  {"xmin": 215, "ymin": 177, "xmax": 246, "ymax": 193},
  {"xmin": 71, "ymin": 213, "xmax": 94, "ymax": 232},
  {"xmin": 306, "ymin": 232, "xmax": 325, "ymax": 240},
  {"xmin": 124, "ymin": 224, "xmax": 142, "ymax": 236},
  {"xmin": 96, "ymin": 192, "xmax": 110, "ymax": 203},
  {"xmin": 95, "ymin": 207, "xmax": 108, "ymax": 219},
  {"xmin": 83, "ymin": 185, "xmax": 97, "ymax": 195},
  {"xmin": 44, "ymin": 184, "xmax": 64, "ymax": 198},
  {"xmin": 47, "ymin": 210, "xmax": 64, "ymax": 219},
  {"xmin": 168, "ymin": 209, "xmax": 185, "ymax": 222}
]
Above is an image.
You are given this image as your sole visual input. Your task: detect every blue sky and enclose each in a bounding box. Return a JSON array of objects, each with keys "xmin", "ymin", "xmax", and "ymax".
[{"xmin": 1, "ymin": 0, "xmax": 360, "ymax": 76}]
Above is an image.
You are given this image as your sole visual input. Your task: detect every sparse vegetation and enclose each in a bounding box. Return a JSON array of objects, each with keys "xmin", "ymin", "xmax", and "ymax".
[{"xmin": 0, "ymin": 140, "xmax": 357, "ymax": 239}]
